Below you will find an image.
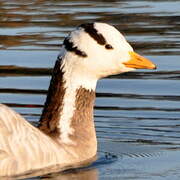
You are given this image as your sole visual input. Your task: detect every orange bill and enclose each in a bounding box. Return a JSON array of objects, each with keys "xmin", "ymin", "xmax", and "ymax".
[{"xmin": 123, "ymin": 51, "xmax": 156, "ymax": 69}]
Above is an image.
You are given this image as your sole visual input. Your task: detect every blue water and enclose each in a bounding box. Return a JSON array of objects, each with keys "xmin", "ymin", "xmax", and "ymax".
[{"xmin": 0, "ymin": 0, "xmax": 180, "ymax": 179}]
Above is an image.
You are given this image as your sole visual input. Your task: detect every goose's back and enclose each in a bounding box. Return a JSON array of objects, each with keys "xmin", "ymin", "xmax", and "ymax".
[{"xmin": 0, "ymin": 104, "xmax": 69, "ymax": 176}]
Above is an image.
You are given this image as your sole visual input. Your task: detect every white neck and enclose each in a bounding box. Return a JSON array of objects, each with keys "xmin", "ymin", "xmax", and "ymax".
[
  {"xmin": 61, "ymin": 52, "xmax": 98, "ymax": 90},
  {"xmin": 58, "ymin": 53, "xmax": 97, "ymax": 144}
]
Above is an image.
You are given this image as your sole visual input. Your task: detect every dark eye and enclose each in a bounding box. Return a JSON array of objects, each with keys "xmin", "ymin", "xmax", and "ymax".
[{"xmin": 105, "ymin": 44, "xmax": 113, "ymax": 49}]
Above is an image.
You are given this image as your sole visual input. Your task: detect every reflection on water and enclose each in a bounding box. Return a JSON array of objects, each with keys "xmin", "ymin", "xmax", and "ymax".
[
  {"xmin": 40, "ymin": 168, "xmax": 98, "ymax": 180},
  {"xmin": 1, "ymin": 0, "xmax": 180, "ymax": 179},
  {"xmin": 16, "ymin": 167, "xmax": 98, "ymax": 180}
]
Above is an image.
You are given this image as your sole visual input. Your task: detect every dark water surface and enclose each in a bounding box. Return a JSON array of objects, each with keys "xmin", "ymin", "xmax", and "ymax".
[{"xmin": 1, "ymin": 0, "xmax": 180, "ymax": 179}]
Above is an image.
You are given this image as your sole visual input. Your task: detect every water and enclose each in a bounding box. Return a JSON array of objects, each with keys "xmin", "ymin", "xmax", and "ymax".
[{"xmin": 0, "ymin": 0, "xmax": 180, "ymax": 179}]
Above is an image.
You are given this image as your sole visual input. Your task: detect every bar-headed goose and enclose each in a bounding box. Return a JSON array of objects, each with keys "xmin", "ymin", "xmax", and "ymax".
[{"xmin": 0, "ymin": 22, "xmax": 156, "ymax": 177}]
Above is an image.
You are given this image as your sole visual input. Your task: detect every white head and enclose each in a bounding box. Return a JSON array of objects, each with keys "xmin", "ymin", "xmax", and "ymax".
[{"xmin": 59, "ymin": 22, "xmax": 156, "ymax": 90}]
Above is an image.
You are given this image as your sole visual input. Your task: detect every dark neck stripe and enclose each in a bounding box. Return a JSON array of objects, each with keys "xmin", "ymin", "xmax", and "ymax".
[
  {"xmin": 80, "ymin": 23, "xmax": 106, "ymax": 45},
  {"xmin": 63, "ymin": 37, "xmax": 87, "ymax": 58},
  {"xmin": 38, "ymin": 59, "xmax": 64, "ymax": 137}
]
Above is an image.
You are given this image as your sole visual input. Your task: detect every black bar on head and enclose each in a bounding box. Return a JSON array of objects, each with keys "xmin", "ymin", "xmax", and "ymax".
[
  {"xmin": 80, "ymin": 23, "xmax": 106, "ymax": 45},
  {"xmin": 63, "ymin": 37, "xmax": 87, "ymax": 58}
]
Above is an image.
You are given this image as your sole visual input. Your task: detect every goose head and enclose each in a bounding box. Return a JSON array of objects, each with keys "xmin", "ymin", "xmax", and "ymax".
[
  {"xmin": 40, "ymin": 22, "xmax": 156, "ymax": 146},
  {"xmin": 59, "ymin": 22, "xmax": 156, "ymax": 90}
]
